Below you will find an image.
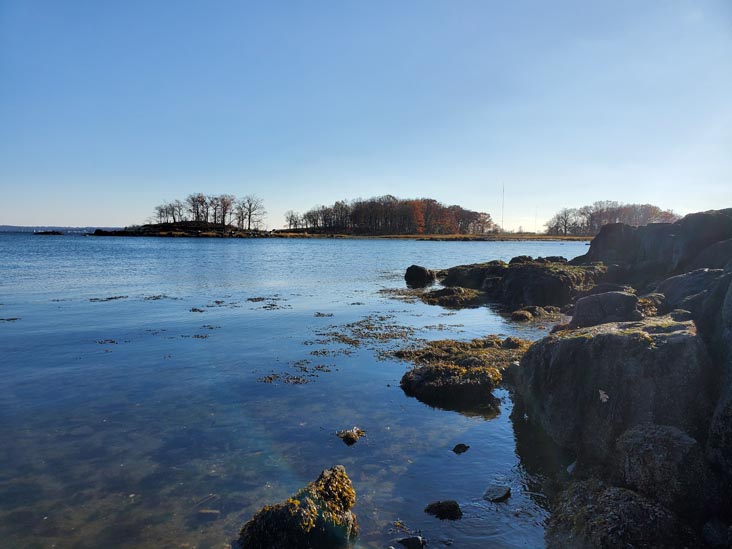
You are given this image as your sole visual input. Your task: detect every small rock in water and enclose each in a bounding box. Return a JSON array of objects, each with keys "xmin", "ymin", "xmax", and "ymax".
[
  {"xmin": 452, "ymin": 443, "xmax": 469, "ymax": 454},
  {"xmin": 484, "ymin": 484, "xmax": 511, "ymax": 502},
  {"xmin": 398, "ymin": 535, "xmax": 427, "ymax": 548},
  {"xmin": 424, "ymin": 500, "xmax": 462, "ymax": 520},
  {"xmin": 337, "ymin": 427, "xmax": 366, "ymax": 446}
]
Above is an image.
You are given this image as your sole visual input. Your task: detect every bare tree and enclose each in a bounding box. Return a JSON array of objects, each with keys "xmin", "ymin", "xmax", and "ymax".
[
  {"xmin": 284, "ymin": 210, "xmax": 301, "ymax": 229},
  {"xmin": 218, "ymin": 194, "xmax": 236, "ymax": 227},
  {"xmin": 186, "ymin": 193, "xmax": 207, "ymax": 222},
  {"xmin": 238, "ymin": 195, "xmax": 266, "ymax": 231}
]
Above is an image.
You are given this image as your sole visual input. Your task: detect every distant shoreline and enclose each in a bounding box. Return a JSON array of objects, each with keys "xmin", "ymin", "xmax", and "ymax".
[{"xmin": 87, "ymin": 221, "xmax": 591, "ymax": 241}]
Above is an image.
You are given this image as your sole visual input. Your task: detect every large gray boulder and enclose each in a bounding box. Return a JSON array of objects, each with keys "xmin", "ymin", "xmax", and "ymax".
[
  {"xmin": 688, "ymin": 238, "xmax": 732, "ymax": 271},
  {"xmin": 498, "ymin": 261, "xmax": 606, "ymax": 308},
  {"xmin": 671, "ymin": 210, "xmax": 732, "ymax": 272},
  {"xmin": 614, "ymin": 424, "xmax": 717, "ymax": 521},
  {"xmin": 656, "ymin": 268, "xmax": 725, "ymax": 314},
  {"xmin": 517, "ymin": 315, "xmax": 714, "ymax": 463},
  {"xmin": 569, "ymin": 291, "xmax": 642, "ymax": 328},
  {"xmin": 707, "ymin": 274, "xmax": 732, "ymax": 482}
]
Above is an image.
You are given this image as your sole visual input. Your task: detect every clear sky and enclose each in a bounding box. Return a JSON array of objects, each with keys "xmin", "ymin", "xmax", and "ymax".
[{"xmin": 1, "ymin": 1, "xmax": 731, "ymax": 230}]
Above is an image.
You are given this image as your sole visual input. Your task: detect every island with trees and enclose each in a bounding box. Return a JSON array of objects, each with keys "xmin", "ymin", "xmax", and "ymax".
[{"xmin": 93, "ymin": 193, "xmax": 678, "ymax": 241}]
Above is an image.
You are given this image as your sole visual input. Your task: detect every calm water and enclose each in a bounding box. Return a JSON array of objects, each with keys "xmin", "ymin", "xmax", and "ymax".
[{"xmin": 0, "ymin": 234, "xmax": 586, "ymax": 548}]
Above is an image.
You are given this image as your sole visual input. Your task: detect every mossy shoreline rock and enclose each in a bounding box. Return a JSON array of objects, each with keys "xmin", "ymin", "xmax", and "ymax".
[
  {"xmin": 396, "ymin": 336, "xmax": 530, "ymax": 414},
  {"xmin": 239, "ymin": 465, "xmax": 358, "ymax": 549}
]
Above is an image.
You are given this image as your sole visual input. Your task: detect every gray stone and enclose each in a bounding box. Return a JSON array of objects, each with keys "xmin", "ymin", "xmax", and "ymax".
[
  {"xmin": 516, "ymin": 315, "xmax": 714, "ymax": 463},
  {"xmin": 614, "ymin": 424, "xmax": 715, "ymax": 519},
  {"xmin": 483, "ymin": 484, "xmax": 511, "ymax": 502},
  {"xmin": 570, "ymin": 291, "xmax": 642, "ymax": 328}
]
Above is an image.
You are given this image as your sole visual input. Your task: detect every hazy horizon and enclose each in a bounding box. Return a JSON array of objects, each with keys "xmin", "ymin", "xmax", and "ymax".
[{"xmin": 2, "ymin": 1, "xmax": 731, "ymax": 230}]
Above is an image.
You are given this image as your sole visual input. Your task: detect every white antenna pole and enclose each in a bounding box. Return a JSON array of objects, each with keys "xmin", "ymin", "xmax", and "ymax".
[{"xmin": 501, "ymin": 184, "xmax": 505, "ymax": 232}]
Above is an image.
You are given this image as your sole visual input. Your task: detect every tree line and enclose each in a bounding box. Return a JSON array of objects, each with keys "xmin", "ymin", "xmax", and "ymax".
[
  {"xmin": 284, "ymin": 196, "xmax": 497, "ymax": 235},
  {"xmin": 153, "ymin": 194, "xmax": 266, "ymax": 230},
  {"xmin": 545, "ymin": 201, "xmax": 679, "ymax": 236}
]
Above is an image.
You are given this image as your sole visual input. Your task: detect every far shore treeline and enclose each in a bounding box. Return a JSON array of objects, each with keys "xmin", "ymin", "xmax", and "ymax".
[
  {"xmin": 149, "ymin": 193, "xmax": 678, "ymax": 237},
  {"xmin": 544, "ymin": 201, "xmax": 679, "ymax": 236},
  {"xmin": 285, "ymin": 196, "xmax": 497, "ymax": 235}
]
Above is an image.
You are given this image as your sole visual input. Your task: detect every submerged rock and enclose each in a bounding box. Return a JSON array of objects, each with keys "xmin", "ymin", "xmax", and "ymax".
[
  {"xmin": 397, "ymin": 536, "xmax": 426, "ymax": 548},
  {"xmin": 424, "ymin": 500, "xmax": 462, "ymax": 520},
  {"xmin": 405, "ymin": 265, "xmax": 436, "ymax": 288},
  {"xmin": 420, "ymin": 287, "xmax": 485, "ymax": 308},
  {"xmin": 547, "ymin": 480, "xmax": 700, "ymax": 548},
  {"xmin": 483, "ymin": 484, "xmax": 511, "ymax": 502},
  {"xmin": 337, "ymin": 427, "xmax": 366, "ymax": 446},
  {"xmin": 239, "ymin": 465, "xmax": 358, "ymax": 549},
  {"xmin": 452, "ymin": 443, "xmax": 469, "ymax": 454}
]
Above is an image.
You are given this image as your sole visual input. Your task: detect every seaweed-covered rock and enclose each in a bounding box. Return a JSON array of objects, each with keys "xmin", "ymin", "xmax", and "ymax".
[
  {"xmin": 516, "ymin": 315, "xmax": 714, "ymax": 463},
  {"xmin": 420, "ymin": 287, "xmax": 485, "ymax": 308},
  {"xmin": 511, "ymin": 309, "xmax": 533, "ymax": 321},
  {"xmin": 569, "ymin": 291, "xmax": 642, "ymax": 328},
  {"xmin": 546, "ymin": 479, "xmax": 700, "ymax": 548},
  {"xmin": 614, "ymin": 424, "xmax": 717, "ymax": 520},
  {"xmin": 498, "ymin": 262, "xmax": 606, "ymax": 309},
  {"xmin": 424, "ymin": 500, "xmax": 462, "ymax": 520},
  {"xmin": 239, "ymin": 465, "xmax": 358, "ymax": 549},
  {"xmin": 440, "ymin": 260, "xmax": 507, "ymax": 289},
  {"xmin": 405, "ymin": 265, "xmax": 436, "ymax": 288},
  {"xmin": 337, "ymin": 427, "xmax": 366, "ymax": 446},
  {"xmin": 397, "ymin": 336, "xmax": 530, "ymax": 414}
]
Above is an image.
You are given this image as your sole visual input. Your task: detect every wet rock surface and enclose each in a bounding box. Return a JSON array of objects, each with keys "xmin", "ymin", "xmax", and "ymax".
[
  {"xmin": 337, "ymin": 427, "xmax": 366, "ymax": 446},
  {"xmin": 483, "ymin": 484, "xmax": 511, "ymax": 502},
  {"xmin": 405, "ymin": 265, "xmax": 436, "ymax": 288},
  {"xmin": 423, "ymin": 500, "xmax": 462, "ymax": 520},
  {"xmin": 452, "ymin": 443, "xmax": 469, "ymax": 454},
  {"xmin": 396, "ymin": 336, "xmax": 530, "ymax": 414},
  {"xmin": 238, "ymin": 465, "xmax": 358, "ymax": 549}
]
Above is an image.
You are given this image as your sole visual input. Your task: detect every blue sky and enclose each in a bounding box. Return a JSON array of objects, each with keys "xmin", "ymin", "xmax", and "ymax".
[{"xmin": 1, "ymin": 1, "xmax": 731, "ymax": 229}]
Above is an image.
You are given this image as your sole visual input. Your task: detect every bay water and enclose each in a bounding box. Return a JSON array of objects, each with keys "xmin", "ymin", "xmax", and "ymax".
[{"xmin": 0, "ymin": 234, "xmax": 587, "ymax": 548}]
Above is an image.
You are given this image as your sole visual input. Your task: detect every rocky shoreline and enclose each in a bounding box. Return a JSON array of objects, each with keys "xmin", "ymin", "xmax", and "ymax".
[
  {"xmin": 399, "ymin": 207, "xmax": 732, "ymax": 547},
  {"xmin": 236, "ymin": 207, "xmax": 732, "ymax": 547}
]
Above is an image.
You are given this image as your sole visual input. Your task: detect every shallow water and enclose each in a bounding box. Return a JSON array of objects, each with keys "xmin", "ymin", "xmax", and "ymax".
[{"xmin": 0, "ymin": 234, "xmax": 586, "ymax": 548}]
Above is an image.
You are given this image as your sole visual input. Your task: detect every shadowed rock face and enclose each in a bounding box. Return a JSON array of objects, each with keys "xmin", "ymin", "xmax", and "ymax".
[
  {"xmin": 404, "ymin": 265, "xmax": 436, "ymax": 288},
  {"xmin": 572, "ymin": 209, "xmax": 732, "ymax": 284},
  {"xmin": 516, "ymin": 316, "xmax": 714, "ymax": 463},
  {"xmin": 239, "ymin": 466, "xmax": 358, "ymax": 549},
  {"xmin": 546, "ymin": 479, "xmax": 701, "ymax": 549},
  {"xmin": 613, "ymin": 424, "xmax": 719, "ymax": 521}
]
